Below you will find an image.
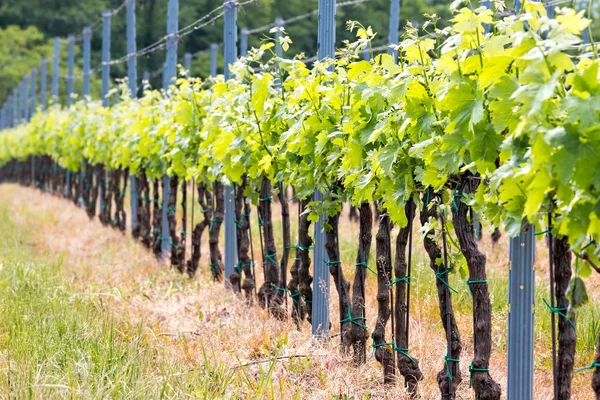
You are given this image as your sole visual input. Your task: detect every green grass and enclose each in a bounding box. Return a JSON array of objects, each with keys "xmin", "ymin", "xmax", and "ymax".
[{"xmin": 0, "ymin": 199, "xmax": 287, "ymax": 399}]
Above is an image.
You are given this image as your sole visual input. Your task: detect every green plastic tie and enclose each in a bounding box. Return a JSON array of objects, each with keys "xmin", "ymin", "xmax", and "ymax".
[
  {"xmin": 258, "ymin": 216, "xmax": 264, "ymax": 227},
  {"xmin": 575, "ymin": 361, "xmax": 600, "ymax": 373},
  {"xmin": 171, "ymin": 242, "xmax": 179, "ymax": 250},
  {"xmin": 259, "ymin": 195, "xmax": 273, "ymax": 202},
  {"xmin": 289, "ymin": 290, "xmax": 302, "ymax": 304},
  {"xmin": 435, "ymin": 269, "xmax": 458, "ymax": 294},
  {"xmin": 452, "ymin": 185, "xmax": 462, "ymax": 211},
  {"xmin": 465, "ymin": 278, "xmax": 487, "ymax": 296},
  {"xmin": 468, "ymin": 361, "xmax": 489, "ymax": 388},
  {"xmin": 388, "ymin": 276, "xmax": 410, "ymax": 287},
  {"xmin": 356, "ymin": 261, "xmax": 378, "ymax": 275},
  {"xmin": 582, "ymin": 239, "xmax": 596, "ymax": 251},
  {"xmin": 294, "ymin": 257, "xmax": 301, "ymax": 261},
  {"xmin": 542, "ymin": 298, "xmax": 575, "ymax": 329},
  {"xmin": 272, "ymin": 284, "xmax": 289, "ymax": 294},
  {"xmin": 394, "ymin": 345, "xmax": 416, "ymax": 364},
  {"xmin": 264, "ymin": 253, "xmax": 280, "ymax": 268},
  {"xmin": 340, "ymin": 307, "xmax": 367, "ymax": 329},
  {"xmin": 209, "ymin": 218, "xmax": 223, "ymax": 232},
  {"xmin": 324, "ymin": 259, "xmax": 341, "ymax": 266},
  {"xmin": 181, "ymin": 230, "xmax": 186, "ymax": 236},
  {"xmin": 168, "ymin": 207, "xmax": 176, "ymax": 214},
  {"xmin": 535, "ymin": 229, "xmax": 550, "ymax": 236},
  {"xmin": 445, "ymin": 350, "xmax": 459, "ymax": 381},
  {"xmin": 209, "ymin": 260, "xmax": 220, "ymax": 277},
  {"xmin": 200, "ymin": 209, "xmax": 210, "ymax": 214}
]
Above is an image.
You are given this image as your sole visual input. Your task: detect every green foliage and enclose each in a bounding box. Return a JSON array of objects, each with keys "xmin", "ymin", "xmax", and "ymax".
[{"xmin": 2, "ymin": 2, "xmax": 600, "ymax": 313}]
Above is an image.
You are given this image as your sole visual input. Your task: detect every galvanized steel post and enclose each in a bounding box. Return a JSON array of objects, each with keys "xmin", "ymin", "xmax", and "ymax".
[
  {"xmin": 161, "ymin": 0, "xmax": 179, "ymax": 259},
  {"xmin": 52, "ymin": 37, "xmax": 60, "ymax": 104},
  {"xmin": 240, "ymin": 28, "xmax": 249, "ymax": 57},
  {"xmin": 312, "ymin": 0, "xmax": 336, "ymax": 339},
  {"xmin": 102, "ymin": 11, "xmax": 111, "ymax": 108},
  {"xmin": 30, "ymin": 68, "xmax": 37, "ymax": 117},
  {"xmin": 210, "ymin": 43, "xmax": 218, "ymax": 76},
  {"xmin": 23, "ymin": 75, "xmax": 29, "ymax": 122},
  {"xmin": 99, "ymin": 10, "xmax": 112, "ymax": 213},
  {"xmin": 127, "ymin": 0, "xmax": 139, "ymax": 234},
  {"xmin": 184, "ymin": 52, "xmax": 192, "ymax": 75},
  {"xmin": 12, "ymin": 89, "xmax": 17, "ymax": 127},
  {"xmin": 83, "ymin": 27, "xmax": 92, "ymax": 98},
  {"xmin": 67, "ymin": 35, "xmax": 75, "ymax": 106},
  {"xmin": 507, "ymin": 225, "xmax": 535, "ymax": 400},
  {"xmin": 223, "ymin": 0, "xmax": 238, "ymax": 285},
  {"xmin": 388, "ymin": 0, "xmax": 400, "ymax": 62}
]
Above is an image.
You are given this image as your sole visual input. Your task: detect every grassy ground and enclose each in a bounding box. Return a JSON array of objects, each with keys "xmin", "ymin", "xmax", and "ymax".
[{"xmin": 0, "ymin": 183, "xmax": 599, "ymax": 399}]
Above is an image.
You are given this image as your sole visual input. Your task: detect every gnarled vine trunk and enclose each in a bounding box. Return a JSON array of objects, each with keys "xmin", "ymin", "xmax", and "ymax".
[
  {"xmin": 452, "ymin": 178, "xmax": 500, "ymax": 400},
  {"xmin": 346, "ymin": 202, "xmax": 372, "ymax": 365},
  {"xmin": 257, "ymin": 178, "xmax": 285, "ymax": 318},
  {"xmin": 421, "ymin": 194, "xmax": 462, "ymax": 399},
  {"xmin": 325, "ymin": 209, "xmax": 352, "ymax": 351},
  {"xmin": 187, "ymin": 183, "xmax": 211, "ymax": 277},
  {"xmin": 168, "ymin": 176, "xmax": 183, "ymax": 272},
  {"xmin": 208, "ymin": 182, "xmax": 224, "ymax": 280},
  {"xmin": 288, "ymin": 198, "xmax": 313, "ymax": 325},
  {"xmin": 86, "ymin": 164, "xmax": 99, "ymax": 219},
  {"xmin": 277, "ymin": 183, "xmax": 291, "ymax": 309},
  {"xmin": 592, "ymin": 334, "xmax": 600, "ymax": 398},
  {"xmin": 135, "ymin": 169, "xmax": 151, "ymax": 242},
  {"xmin": 231, "ymin": 177, "xmax": 254, "ymax": 300},
  {"xmin": 151, "ymin": 179, "xmax": 162, "ymax": 257},
  {"xmin": 553, "ymin": 235, "xmax": 576, "ymax": 400},
  {"xmin": 373, "ymin": 211, "xmax": 395, "ymax": 384},
  {"xmin": 394, "ymin": 199, "xmax": 423, "ymax": 395}
]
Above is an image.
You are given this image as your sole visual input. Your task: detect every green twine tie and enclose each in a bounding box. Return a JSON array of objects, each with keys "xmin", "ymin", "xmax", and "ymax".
[
  {"xmin": 289, "ymin": 290, "xmax": 302, "ymax": 305},
  {"xmin": 371, "ymin": 341, "xmax": 394, "ymax": 358},
  {"xmin": 394, "ymin": 345, "xmax": 416, "ymax": 364},
  {"xmin": 542, "ymin": 298, "xmax": 575, "ymax": 329},
  {"xmin": 258, "ymin": 216, "xmax": 264, "ymax": 227},
  {"xmin": 468, "ymin": 361, "xmax": 489, "ymax": 387},
  {"xmin": 264, "ymin": 253, "xmax": 280, "ymax": 268},
  {"xmin": 436, "ymin": 269, "xmax": 458, "ymax": 294},
  {"xmin": 445, "ymin": 350, "xmax": 459, "ymax": 381},
  {"xmin": 259, "ymin": 195, "xmax": 273, "ymax": 202},
  {"xmin": 575, "ymin": 361, "xmax": 600, "ymax": 373},
  {"xmin": 388, "ymin": 276, "xmax": 410, "ymax": 287},
  {"xmin": 294, "ymin": 257, "xmax": 301, "ymax": 261},
  {"xmin": 324, "ymin": 259, "xmax": 341, "ymax": 266},
  {"xmin": 209, "ymin": 260, "xmax": 220, "ymax": 277},
  {"xmin": 452, "ymin": 186, "xmax": 462, "ymax": 211},
  {"xmin": 287, "ymin": 245, "xmax": 310, "ymax": 251},
  {"xmin": 168, "ymin": 207, "xmax": 176, "ymax": 214},
  {"xmin": 209, "ymin": 218, "xmax": 223, "ymax": 232},
  {"xmin": 356, "ymin": 261, "xmax": 377, "ymax": 275},
  {"xmin": 582, "ymin": 239, "xmax": 596, "ymax": 251},
  {"xmin": 340, "ymin": 307, "xmax": 367, "ymax": 329},
  {"xmin": 272, "ymin": 284, "xmax": 289, "ymax": 295},
  {"xmin": 535, "ymin": 229, "xmax": 550, "ymax": 236},
  {"xmin": 466, "ymin": 278, "xmax": 487, "ymax": 296}
]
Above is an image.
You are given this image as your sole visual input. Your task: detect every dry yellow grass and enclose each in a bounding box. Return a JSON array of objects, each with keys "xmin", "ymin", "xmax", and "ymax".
[{"xmin": 1, "ymin": 183, "xmax": 598, "ymax": 399}]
